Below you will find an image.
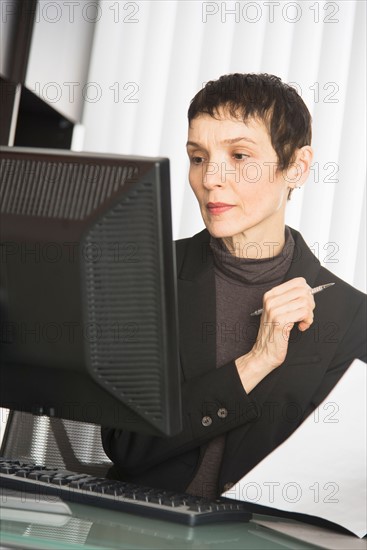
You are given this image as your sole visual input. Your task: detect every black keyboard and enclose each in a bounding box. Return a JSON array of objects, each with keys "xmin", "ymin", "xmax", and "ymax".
[{"xmin": 0, "ymin": 458, "xmax": 251, "ymax": 526}]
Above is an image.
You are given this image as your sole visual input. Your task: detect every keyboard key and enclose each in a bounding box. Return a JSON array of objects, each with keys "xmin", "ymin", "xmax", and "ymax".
[
  {"xmin": 29, "ymin": 470, "xmax": 51, "ymax": 480},
  {"xmin": 38, "ymin": 472, "xmax": 60, "ymax": 482},
  {"xmin": 69, "ymin": 477, "xmax": 96, "ymax": 489},
  {"xmin": 15, "ymin": 469, "xmax": 33, "ymax": 478},
  {"xmin": 0, "ymin": 465, "xmax": 19, "ymax": 474},
  {"xmin": 50, "ymin": 476, "xmax": 72, "ymax": 486},
  {"xmin": 93, "ymin": 481, "xmax": 116, "ymax": 494},
  {"xmin": 188, "ymin": 504, "xmax": 212, "ymax": 512}
]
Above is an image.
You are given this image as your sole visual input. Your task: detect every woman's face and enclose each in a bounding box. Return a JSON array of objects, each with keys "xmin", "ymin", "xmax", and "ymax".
[{"xmin": 186, "ymin": 112, "xmax": 297, "ymax": 241}]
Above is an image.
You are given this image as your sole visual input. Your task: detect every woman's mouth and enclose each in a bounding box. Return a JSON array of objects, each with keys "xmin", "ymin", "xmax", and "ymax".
[{"xmin": 206, "ymin": 202, "xmax": 235, "ymax": 215}]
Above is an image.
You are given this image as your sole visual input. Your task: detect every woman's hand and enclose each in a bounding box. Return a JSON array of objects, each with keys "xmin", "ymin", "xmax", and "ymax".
[{"xmin": 235, "ymin": 277, "xmax": 316, "ymax": 393}]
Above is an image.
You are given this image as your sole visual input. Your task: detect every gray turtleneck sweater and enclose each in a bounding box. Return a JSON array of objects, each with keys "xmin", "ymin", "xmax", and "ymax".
[{"xmin": 186, "ymin": 226, "xmax": 295, "ymax": 499}]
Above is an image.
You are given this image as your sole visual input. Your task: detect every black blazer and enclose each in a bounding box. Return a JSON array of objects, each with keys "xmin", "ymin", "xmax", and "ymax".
[{"xmin": 102, "ymin": 227, "xmax": 367, "ymax": 495}]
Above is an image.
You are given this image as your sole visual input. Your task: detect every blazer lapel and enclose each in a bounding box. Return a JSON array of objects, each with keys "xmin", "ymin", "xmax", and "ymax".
[
  {"xmin": 274, "ymin": 227, "xmax": 323, "ymax": 368},
  {"xmin": 235, "ymin": 227, "xmax": 328, "ymax": 411},
  {"xmin": 177, "ymin": 230, "xmax": 217, "ymax": 380}
]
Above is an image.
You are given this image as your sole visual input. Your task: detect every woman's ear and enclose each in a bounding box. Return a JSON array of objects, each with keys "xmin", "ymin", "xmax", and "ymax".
[
  {"xmin": 286, "ymin": 146, "xmax": 314, "ymax": 196},
  {"xmin": 297, "ymin": 146, "xmax": 313, "ymax": 183}
]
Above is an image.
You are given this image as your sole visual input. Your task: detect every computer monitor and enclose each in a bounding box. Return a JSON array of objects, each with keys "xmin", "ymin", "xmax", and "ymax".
[{"xmin": 0, "ymin": 146, "xmax": 182, "ymax": 437}]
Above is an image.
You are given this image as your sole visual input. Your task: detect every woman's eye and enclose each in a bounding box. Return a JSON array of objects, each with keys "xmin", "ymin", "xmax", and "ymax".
[
  {"xmin": 233, "ymin": 153, "xmax": 249, "ymax": 161},
  {"xmin": 191, "ymin": 156, "xmax": 205, "ymax": 165}
]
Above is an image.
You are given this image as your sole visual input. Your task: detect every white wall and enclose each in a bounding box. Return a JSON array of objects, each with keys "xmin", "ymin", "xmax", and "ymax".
[
  {"xmin": 3, "ymin": 1, "xmax": 363, "ymax": 287},
  {"xmin": 79, "ymin": 0, "xmax": 366, "ymax": 292}
]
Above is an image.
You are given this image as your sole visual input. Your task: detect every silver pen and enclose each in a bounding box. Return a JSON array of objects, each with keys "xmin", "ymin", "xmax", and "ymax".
[{"xmin": 250, "ymin": 282, "xmax": 335, "ymax": 316}]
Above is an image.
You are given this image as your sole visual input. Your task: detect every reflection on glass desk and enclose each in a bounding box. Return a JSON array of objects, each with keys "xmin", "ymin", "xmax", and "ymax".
[{"xmin": 1, "ymin": 498, "xmax": 366, "ymax": 550}]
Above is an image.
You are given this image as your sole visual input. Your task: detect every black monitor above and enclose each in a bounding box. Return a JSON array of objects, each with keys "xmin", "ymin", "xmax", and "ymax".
[{"xmin": 0, "ymin": 146, "xmax": 182, "ymax": 437}]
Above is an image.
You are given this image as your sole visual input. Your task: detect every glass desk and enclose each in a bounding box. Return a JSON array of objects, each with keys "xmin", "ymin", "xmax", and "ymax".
[{"xmin": 1, "ymin": 499, "xmax": 366, "ymax": 550}]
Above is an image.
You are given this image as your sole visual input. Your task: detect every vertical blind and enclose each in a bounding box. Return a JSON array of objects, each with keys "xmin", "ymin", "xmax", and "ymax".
[{"xmin": 81, "ymin": 0, "xmax": 366, "ymax": 292}]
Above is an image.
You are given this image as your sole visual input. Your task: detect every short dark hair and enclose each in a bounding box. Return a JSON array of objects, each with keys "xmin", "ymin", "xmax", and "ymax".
[{"xmin": 188, "ymin": 73, "xmax": 312, "ymax": 172}]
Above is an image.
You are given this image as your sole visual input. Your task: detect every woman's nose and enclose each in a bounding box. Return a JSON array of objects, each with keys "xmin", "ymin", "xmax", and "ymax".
[
  {"xmin": 202, "ymin": 161, "xmax": 222, "ymax": 189},
  {"xmin": 202, "ymin": 160, "xmax": 239, "ymax": 189}
]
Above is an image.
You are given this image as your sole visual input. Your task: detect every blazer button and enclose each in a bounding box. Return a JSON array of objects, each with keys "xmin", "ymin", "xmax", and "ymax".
[
  {"xmin": 217, "ymin": 407, "xmax": 228, "ymax": 419},
  {"xmin": 223, "ymin": 482, "xmax": 234, "ymax": 492},
  {"xmin": 201, "ymin": 415, "xmax": 212, "ymax": 427}
]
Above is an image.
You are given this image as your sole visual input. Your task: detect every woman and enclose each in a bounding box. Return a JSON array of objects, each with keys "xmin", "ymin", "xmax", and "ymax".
[{"xmin": 102, "ymin": 73, "xmax": 366, "ymax": 500}]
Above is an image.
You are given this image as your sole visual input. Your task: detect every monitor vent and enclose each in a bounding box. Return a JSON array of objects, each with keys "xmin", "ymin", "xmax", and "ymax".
[
  {"xmin": 0, "ymin": 158, "xmax": 137, "ymax": 220},
  {"xmin": 83, "ymin": 180, "xmax": 166, "ymax": 425}
]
